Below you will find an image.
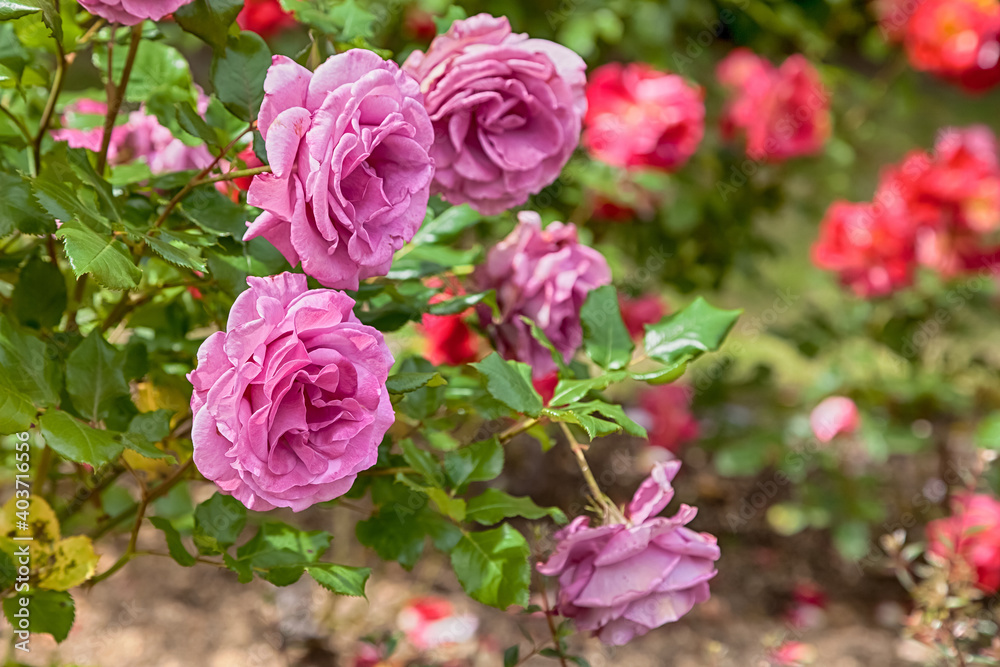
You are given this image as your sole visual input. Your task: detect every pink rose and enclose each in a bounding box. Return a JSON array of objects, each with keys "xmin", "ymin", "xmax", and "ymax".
[
  {"xmin": 77, "ymin": 0, "xmax": 193, "ymax": 25},
  {"xmin": 402, "ymin": 14, "xmax": 586, "ymax": 215},
  {"xmin": 536, "ymin": 461, "xmax": 720, "ymax": 645},
  {"xmin": 926, "ymin": 492, "xmax": 1000, "ymax": 593},
  {"xmin": 472, "ymin": 211, "xmax": 611, "ymax": 376},
  {"xmin": 246, "ymin": 51, "xmax": 434, "ymax": 289},
  {"xmin": 809, "ymin": 396, "xmax": 860, "ymax": 443},
  {"xmin": 583, "ymin": 62, "xmax": 704, "ymax": 171},
  {"xmin": 396, "ymin": 597, "xmax": 478, "ymax": 649},
  {"xmin": 187, "ymin": 272, "xmax": 394, "ymax": 511},
  {"xmin": 717, "ymin": 49, "xmax": 831, "ymax": 161}
]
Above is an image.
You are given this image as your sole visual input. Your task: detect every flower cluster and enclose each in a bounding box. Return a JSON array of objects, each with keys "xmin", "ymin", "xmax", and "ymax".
[
  {"xmin": 890, "ymin": 0, "xmax": 1000, "ymax": 91},
  {"xmin": 813, "ymin": 125, "xmax": 1000, "ymax": 296},
  {"xmin": 54, "ymin": 99, "xmax": 216, "ymax": 175},
  {"xmin": 926, "ymin": 492, "xmax": 1000, "ymax": 593},
  {"xmin": 717, "ymin": 48, "xmax": 831, "ymax": 162},
  {"xmin": 472, "ymin": 211, "xmax": 611, "ymax": 377},
  {"xmin": 583, "ymin": 63, "xmax": 704, "ymax": 172},
  {"xmin": 536, "ymin": 461, "xmax": 720, "ymax": 645},
  {"xmin": 187, "ymin": 273, "xmax": 394, "ymax": 512},
  {"xmin": 402, "ymin": 14, "xmax": 587, "ymax": 215}
]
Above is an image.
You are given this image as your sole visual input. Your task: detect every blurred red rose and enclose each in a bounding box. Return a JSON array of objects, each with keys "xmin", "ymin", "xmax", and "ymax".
[
  {"xmin": 232, "ymin": 147, "xmax": 264, "ymax": 192},
  {"xmin": 403, "ymin": 7, "xmax": 438, "ymax": 41},
  {"xmin": 635, "ymin": 384, "xmax": 698, "ymax": 453},
  {"xmin": 809, "ymin": 396, "xmax": 860, "ymax": 443},
  {"xmin": 532, "ymin": 372, "xmax": 559, "ymax": 405},
  {"xmin": 619, "ymin": 293, "xmax": 668, "ymax": 339},
  {"xmin": 718, "ymin": 49, "xmax": 831, "ymax": 161},
  {"xmin": 417, "ymin": 277, "xmax": 482, "ymax": 366},
  {"xmin": 904, "ymin": 0, "xmax": 1000, "ymax": 91},
  {"xmin": 237, "ymin": 0, "xmax": 295, "ymax": 38},
  {"xmin": 873, "ymin": 0, "xmax": 924, "ymax": 41},
  {"xmin": 397, "ymin": 596, "xmax": 478, "ymax": 650},
  {"xmin": 926, "ymin": 492, "xmax": 1000, "ymax": 593},
  {"xmin": 584, "ymin": 62, "xmax": 704, "ymax": 171}
]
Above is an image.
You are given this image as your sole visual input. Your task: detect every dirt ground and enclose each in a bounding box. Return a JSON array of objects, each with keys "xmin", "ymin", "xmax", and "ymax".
[{"xmin": 9, "ymin": 436, "xmax": 946, "ymax": 667}]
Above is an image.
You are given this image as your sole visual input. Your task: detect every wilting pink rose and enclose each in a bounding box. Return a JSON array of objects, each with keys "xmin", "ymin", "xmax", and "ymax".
[
  {"xmin": 717, "ymin": 49, "xmax": 831, "ymax": 161},
  {"xmin": 584, "ymin": 63, "xmax": 704, "ymax": 171},
  {"xmin": 246, "ymin": 51, "xmax": 434, "ymax": 290},
  {"xmin": 397, "ymin": 597, "xmax": 479, "ymax": 649},
  {"xmin": 537, "ymin": 461, "xmax": 719, "ymax": 645},
  {"xmin": 53, "ymin": 100, "xmax": 215, "ymax": 174},
  {"xmin": 927, "ymin": 492, "xmax": 1000, "ymax": 593},
  {"xmin": 78, "ymin": 0, "xmax": 193, "ymax": 25},
  {"xmin": 634, "ymin": 385, "xmax": 699, "ymax": 453},
  {"xmin": 187, "ymin": 273, "xmax": 394, "ymax": 511},
  {"xmin": 402, "ymin": 14, "xmax": 586, "ymax": 215},
  {"xmin": 472, "ymin": 211, "xmax": 611, "ymax": 376},
  {"xmin": 619, "ymin": 293, "xmax": 668, "ymax": 340},
  {"xmin": 809, "ymin": 396, "xmax": 860, "ymax": 443}
]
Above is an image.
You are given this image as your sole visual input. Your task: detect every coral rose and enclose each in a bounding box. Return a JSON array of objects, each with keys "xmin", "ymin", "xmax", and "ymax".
[
  {"xmin": 926, "ymin": 492, "xmax": 1000, "ymax": 593},
  {"xmin": 246, "ymin": 50, "xmax": 434, "ymax": 289},
  {"xmin": 583, "ymin": 62, "xmax": 704, "ymax": 171},
  {"xmin": 809, "ymin": 396, "xmax": 860, "ymax": 443},
  {"xmin": 472, "ymin": 211, "xmax": 611, "ymax": 376},
  {"xmin": 187, "ymin": 273, "xmax": 394, "ymax": 511},
  {"xmin": 402, "ymin": 14, "xmax": 586, "ymax": 214},
  {"xmin": 904, "ymin": 0, "xmax": 1000, "ymax": 91},
  {"xmin": 536, "ymin": 461, "xmax": 720, "ymax": 645}
]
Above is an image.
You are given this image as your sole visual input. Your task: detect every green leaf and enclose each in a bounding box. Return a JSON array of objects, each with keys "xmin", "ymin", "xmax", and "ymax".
[
  {"xmin": 12, "ymin": 256, "xmax": 66, "ymax": 329},
  {"xmin": 426, "ymin": 487, "xmax": 467, "ymax": 522},
  {"xmin": 0, "ymin": 315, "xmax": 61, "ymax": 405},
  {"xmin": 174, "ymin": 0, "xmax": 244, "ymax": 49},
  {"xmin": 0, "ymin": 383, "xmax": 35, "ymax": 431},
  {"xmin": 427, "ymin": 290, "xmax": 493, "ymax": 316},
  {"xmin": 56, "ymin": 220, "xmax": 141, "ymax": 290},
  {"xmin": 143, "ymin": 232, "xmax": 207, "ymax": 271},
  {"xmin": 211, "ymin": 32, "xmax": 270, "ymax": 122},
  {"xmin": 471, "ymin": 353, "xmax": 543, "ymax": 417},
  {"xmin": 180, "ymin": 187, "xmax": 248, "ymax": 237},
  {"xmin": 39, "ymin": 411, "xmax": 124, "ymax": 467},
  {"xmin": 2, "ymin": 589, "xmax": 74, "ymax": 642},
  {"xmin": 504, "ymin": 646, "xmax": 520, "ymax": 667},
  {"xmin": 66, "ymin": 147, "xmax": 121, "ymax": 223},
  {"xmin": 149, "ymin": 516, "xmax": 197, "ymax": 567},
  {"xmin": 0, "ymin": 0, "xmax": 41, "ymax": 21},
  {"xmin": 466, "ymin": 488, "xmax": 567, "ymax": 525},
  {"xmin": 643, "ymin": 297, "xmax": 741, "ymax": 367},
  {"xmin": 94, "ymin": 40, "xmax": 192, "ymax": 104},
  {"xmin": 0, "ymin": 172, "xmax": 50, "ymax": 235},
  {"xmin": 411, "ymin": 204, "xmax": 480, "ymax": 245},
  {"xmin": 31, "ymin": 158, "xmax": 108, "ymax": 231},
  {"xmin": 306, "ymin": 563, "xmax": 370, "ymax": 597},
  {"xmin": 580, "ymin": 285, "xmax": 634, "ymax": 370},
  {"xmin": 355, "ymin": 510, "xmax": 426, "ymax": 570},
  {"xmin": 976, "ymin": 413, "xmax": 1000, "ymax": 450},
  {"xmin": 175, "ymin": 101, "xmax": 219, "ymax": 146},
  {"xmin": 444, "ymin": 437, "xmax": 504, "ymax": 488},
  {"xmin": 66, "ymin": 331, "xmax": 129, "ymax": 422},
  {"xmin": 433, "ymin": 4, "xmax": 466, "ymax": 32},
  {"xmin": 450, "ymin": 525, "xmax": 530, "ymax": 609},
  {"xmin": 327, "ymin": 0, "xmax": 376, "ymax": 40},
  {"xmin": 193, "ymin": 493, "xmax": 247, "ymax": 555},
  {"xmin": 121, "ymin": 410, "xmax": 176, "ymax": 462},
  {"xmin": 549, "ymin": 371, "xmax": 628, "ymax": 407},
  {"xmin": 386, "ymin": 372, "xmax": 447, "ymax": 394},
  {"xmin": 232, "ymin": 522, "xmax": 331, "ymax": 586},
  {"xmin": 568, "ymin": 400, "xmax": 647, "ymax": 437},
  {"xmin": 400, "ymin": 439, "xmax": 445, "ymax": 488}
]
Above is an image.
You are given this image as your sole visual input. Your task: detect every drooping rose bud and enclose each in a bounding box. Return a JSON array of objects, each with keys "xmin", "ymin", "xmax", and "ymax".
[
  {"xmin": 187, "ymin": 273, "xmax": 394, "ymax": 511},
  {"xmin": 536, "ymin": 461, "xmax": 719, "ymax": 645}
]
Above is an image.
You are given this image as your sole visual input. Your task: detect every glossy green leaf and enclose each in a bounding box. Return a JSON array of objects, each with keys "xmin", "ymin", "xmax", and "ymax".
[
  {"xmin": 450, "ymin": 525, "xmax": 530, "ymax": 609},
  {"xmin": 471, "ymin": 353, "xmax": 543, "ymax": 417},
  {"xmin": 39, "ymin": 411, "xmax": 123, "ymax": 467},
  {"xmin": 580, "ymin": 285, "xmax": 634, "ymax": 370}
]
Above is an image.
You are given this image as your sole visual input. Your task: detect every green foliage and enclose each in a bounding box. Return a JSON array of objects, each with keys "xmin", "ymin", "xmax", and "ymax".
[
  {"xmin": 643, "ymin": 297, "xmax": 741, "ymax": 368},
  {"xmin": 193, "ymin": 493, "xmax": 247, "ymax": 555},
  {"xmin": 450, "ymin": 525, "xmax": 531, "ymax": 609},
  {"xmin": 39, "ymin": 411, "xmax": 124, "ymax": 468},
  {"xmin": 211, "ymin": 32, "xmax": 270, "ymax": 122},
  {"xmin": 66, "ymin": 331, "xmax": 130, "ymax": 422},
  {"xmin": 2, "ymin": 590, "xmax": 74, "ymax": 642},
  {"xmin": 55, "ymin": 221, "xmax": 141, "ymax": 290},
  {"xmin": 174, "ymin": 0, "xmax": 243, "ymax": 49},
  {"xmin": 466, "ymin": 488, "xmax": 567, "ymax": 525},
  {"xmin": 580, "ymin": 285, "xmax": 634, "ymax": 369},
  {"xmin": 471, "ymin": 353, "xmax": 544, "ymax": 417}
]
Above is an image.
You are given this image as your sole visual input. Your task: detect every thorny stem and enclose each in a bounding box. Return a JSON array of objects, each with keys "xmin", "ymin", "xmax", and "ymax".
[
  {"xmin": 151, "ymin": 125, "xmax": 258, "ymax": 229},
  {"xmin": 65, "ymin": 276, "xmax": 89, "ymax": 332},
  {"xmin": 0, "ymin": 103, "xmax": 33, "ymax": 147},
  {"xmin": 33, "ymin": 34, "xmax": 67, "ymax": 176},
  {"xmin": 96, "ymin": 25, "xmax": 143, "ymax": 175},
  {"xmin": 88, "ymin": 458, "xmax": 193, "ymax": 543},
  {"xmin": 558, "ymin": 422, "xmax": 624, "ymax": 523}
]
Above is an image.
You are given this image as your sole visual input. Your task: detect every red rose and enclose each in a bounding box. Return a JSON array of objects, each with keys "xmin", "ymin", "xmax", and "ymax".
[
  {"xmin": 927, "ymin": 492, "xmax": 1000, "ymax": 593},
  {"xmin": 904, "ymin": 0, "xmax": 1000, "ymax": 91},
  {"xmin": 237, "ymin": 0, "xmax": 295, "ymax": 38}
]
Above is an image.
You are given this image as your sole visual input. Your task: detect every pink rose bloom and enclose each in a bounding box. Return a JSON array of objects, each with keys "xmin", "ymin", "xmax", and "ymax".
[
  {"xmin": 472, "ymin": 211, "xmax": 611, "ymax": 376},
  {"xmin": 619, "ymin": 293, "xmax": 668, "ymax": 340},
  {"xmin": 402, "ymin": 14, "xmax": 586, "ymax": 215},
  {"xmin": 768, "ymin": 641, "xmax": 818, "ymax": 666},
  {"xmin": 927, "ymin": 492, "xmax": 1000, "ymax": 593},
  {"xmin": 536, "ymin": 461, "xmax": 720, "ymax": 645},
  {"xmin": 583, "ymin": 63, "xmax": 704, "ymax": 171},
  {"xmin": 811, "ymin": 201, "xmax": 916, "ymax": 297},
  {"xmin": 246, "ymin": 51, "xmax": 434, "ymax": 290},
  {"xmin": 78, "ymin": 0, "xmax": 193, "ymax": 25},
  {"xmin": 809, "ymin": 396, "xmax": 860, "ymax": 443},
  {"xmin": 53, "ymin": 100, "xmax": 215, "ymax": 174},
  {"xmin": 635, "ymin": 384, "xmax": 699, "ymax": 453},
  {"xmin": 717, "ymin": 49, "xmax": 831, "ymax": 161},
  {"xmin": 187, "ymin": 273, "xmax": 394, "ymax": 511}
]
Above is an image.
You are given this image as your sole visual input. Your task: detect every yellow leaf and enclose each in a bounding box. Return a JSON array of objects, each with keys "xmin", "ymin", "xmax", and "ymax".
[
  {"xmin": 38, "ymin": 535, "xmax": 100, "ymax": 590},
  {"xmin": 0, "ymin": 496, "xmax": 59, "ymax": 543}
]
